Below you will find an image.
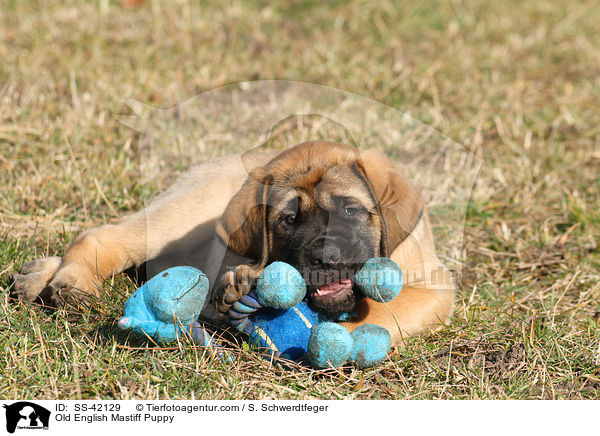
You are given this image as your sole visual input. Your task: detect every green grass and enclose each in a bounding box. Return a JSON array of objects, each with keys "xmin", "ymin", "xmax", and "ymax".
[{"xmin": 1, "ymin": 0, "xmax": 599, "ymax": 399}]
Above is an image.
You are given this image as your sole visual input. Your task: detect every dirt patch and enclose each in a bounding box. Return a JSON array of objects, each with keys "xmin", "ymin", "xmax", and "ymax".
[{"xmin": 477, "ymin": 344, "xmax": 528, "ymax": 377}]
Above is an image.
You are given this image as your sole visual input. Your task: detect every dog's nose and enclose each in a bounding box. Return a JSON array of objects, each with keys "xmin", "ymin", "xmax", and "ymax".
[{"xmin": 309, "ymin": 246, "xmax": 341, "ymax": 266}]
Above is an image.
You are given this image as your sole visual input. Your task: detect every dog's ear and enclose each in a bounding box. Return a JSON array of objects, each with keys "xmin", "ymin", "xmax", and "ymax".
[
  {"xmin": 216, "ymin": 167, "xmax": 272, "ymax": 264},
  {"xmin": 356, "ymin": 149, "xmax": 424, "ymax": 256}
]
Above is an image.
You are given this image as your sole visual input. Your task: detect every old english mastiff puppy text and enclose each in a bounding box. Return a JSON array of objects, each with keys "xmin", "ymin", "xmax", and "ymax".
[{"xmin": 14, "ymin": 141, "xmax": 455, "ymax": 344}]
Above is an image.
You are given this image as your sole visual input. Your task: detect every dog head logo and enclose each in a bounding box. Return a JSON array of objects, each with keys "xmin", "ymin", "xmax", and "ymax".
[{"xmin": 2, "ymin": 402, "xmax": 50, "ymax": 433}]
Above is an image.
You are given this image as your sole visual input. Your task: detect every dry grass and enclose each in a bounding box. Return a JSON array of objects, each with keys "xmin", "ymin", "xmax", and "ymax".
[{"xmin": 1, "ymin": 0, "xmax": 599, "ymax": 399}]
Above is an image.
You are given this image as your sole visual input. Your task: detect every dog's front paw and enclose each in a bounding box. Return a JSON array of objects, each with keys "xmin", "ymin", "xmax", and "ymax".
[
  {"xmin": 46, "ymin": 264, "xmax": 100, "ymax": 309},
  {"xmin": 13, "ymin": 256, "xmax": 62, "ymax": 301},
  {"xmin": 214, "ymin": 264, "xmax": 263, "ymax": 315}
]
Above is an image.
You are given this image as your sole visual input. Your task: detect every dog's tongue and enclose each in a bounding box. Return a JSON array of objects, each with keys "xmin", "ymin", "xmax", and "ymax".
[{"xmin": 315, "ymin": 279, "xmax": 352, "ymax": 296}]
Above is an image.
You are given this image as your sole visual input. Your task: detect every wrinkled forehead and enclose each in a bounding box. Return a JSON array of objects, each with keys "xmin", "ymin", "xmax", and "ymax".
[{"xmin": 269, "ymin": 165, "xmax": 375, "ymax": 211}]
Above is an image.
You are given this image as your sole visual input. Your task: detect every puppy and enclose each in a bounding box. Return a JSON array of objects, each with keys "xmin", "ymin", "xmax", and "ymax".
[{"xmin": 14, "ymin": 141, "xmax": 455, "ymax": 343}]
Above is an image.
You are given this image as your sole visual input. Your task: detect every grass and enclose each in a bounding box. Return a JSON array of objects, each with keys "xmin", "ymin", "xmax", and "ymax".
[{"xmin": 1, "ymin": 0, "xmax": 599, "ymax": 399}]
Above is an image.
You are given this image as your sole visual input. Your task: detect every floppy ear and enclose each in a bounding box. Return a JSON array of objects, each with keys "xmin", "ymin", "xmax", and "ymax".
[
  {"xmin": 216, "ymin": 167, "xmax": 272, "ymax": 265},
  {"xmin": 357, "ymin": 148, "xmax": 424, "ymax": 256}
]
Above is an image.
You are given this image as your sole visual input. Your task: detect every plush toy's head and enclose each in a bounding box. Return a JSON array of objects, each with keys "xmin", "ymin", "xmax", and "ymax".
[
  {"xmin": 119, "ymin": 266, "xmax": 209, "ymax": 342},
  {"xmin": 144, "ymin": 268, "xmax": 208, "ymax": 324}
]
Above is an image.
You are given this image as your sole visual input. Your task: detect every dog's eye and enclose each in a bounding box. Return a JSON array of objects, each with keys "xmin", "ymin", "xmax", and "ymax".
[
  {"xmin": 284, "ymin": 213, "xmax": 297, "ymax": 225},
  {"xmin": 344, "ymin": 206, "xmax": 359, "ymax": 217}
]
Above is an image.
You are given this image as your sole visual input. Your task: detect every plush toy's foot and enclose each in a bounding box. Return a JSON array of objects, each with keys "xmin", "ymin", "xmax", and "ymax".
[
  {"xmin": 307, "ymin": 323, "xmax": 354, "ymax": 369},
  {"xmin": 306, "ymin": 323, "xmax": 392, "ymax": 369},
  {"xmin": 348, "ymin": 324, "xmax": 391, "ymax": 369}
]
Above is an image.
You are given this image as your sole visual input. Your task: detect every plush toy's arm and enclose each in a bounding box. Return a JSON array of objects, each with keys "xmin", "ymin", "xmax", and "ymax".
[{"xmin": 228, "ymin": 292, "xmax": 263, "ymax": 332}]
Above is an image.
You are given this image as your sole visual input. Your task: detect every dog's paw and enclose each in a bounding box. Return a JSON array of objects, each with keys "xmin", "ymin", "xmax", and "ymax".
[
  {"xmin": 13, "ymin": 256, "xmax": 62, "ymax": 301},
  {"xmin": 214, "ymin": 264, "xmax": 263, "ymax": 315},
  {"xmin": 14, "ymin": 257, "xmax": 101, "ymax": 309},
  {"xmin": 47, "ymin": 264, "xmax": 100, "ymax": 309}
]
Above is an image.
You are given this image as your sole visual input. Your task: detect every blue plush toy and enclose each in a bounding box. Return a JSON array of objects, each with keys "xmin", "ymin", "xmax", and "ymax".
[
  {"xmin": 119, "ymin": 258, "xmax": 403, "ymax": 369},
  {"xmin": 230, "ymin": 259, "xmax": 402, "ymax": 368}
]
